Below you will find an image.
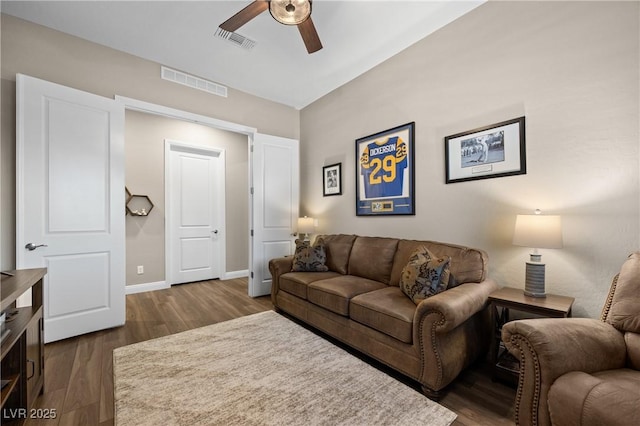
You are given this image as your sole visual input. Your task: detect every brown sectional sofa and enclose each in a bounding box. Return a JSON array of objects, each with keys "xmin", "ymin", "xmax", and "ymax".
[{"xmin": 269, "ymin": 234, "xmax": 499, "ymax": 398}]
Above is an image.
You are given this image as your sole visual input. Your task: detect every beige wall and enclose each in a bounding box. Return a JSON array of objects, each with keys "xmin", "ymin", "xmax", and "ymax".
[
  {"xmin": 2, "ymin": 3, "xmax": 639, "ymax": 318},
  {"xmin": 125, "ymin": 110, "xmax": 248, "ymax": 286},
  {"xmin": 0, "ymin": 14, "xmax": 299, "ymax": 271},
  {"xmin": 300, "ymin": 1, "xmax": 639, "ymax": 319}
]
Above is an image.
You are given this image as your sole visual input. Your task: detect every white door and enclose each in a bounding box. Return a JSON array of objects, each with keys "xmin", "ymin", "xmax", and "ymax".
[
  {"xmin": 16, "ymin": 74, "xmax": 125, "ymax": 343},
  {"xmin": 166, "ymin": 141, "xmax": 224, "ymax": 285},
  {"xmin": 250, "ymin": 133, "xmax": 299, "ymax": 297}
]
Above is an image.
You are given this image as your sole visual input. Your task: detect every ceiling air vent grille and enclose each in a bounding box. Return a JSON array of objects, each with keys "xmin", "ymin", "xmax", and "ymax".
[
  {"xmin": 161, "ymin": 66, "xmax": 228, "ymax": 98},
  {"xmin": 214, "ymin": 27, "xmax": 256, "ymax": 50}
]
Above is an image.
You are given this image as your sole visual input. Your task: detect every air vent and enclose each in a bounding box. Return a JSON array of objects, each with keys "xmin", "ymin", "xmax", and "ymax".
[
  {"xmin": 214, "ymin": 27, "xmax": 256, "ymax": 50},
  {"xmin": 161, "ymin": 66, "xmax": 227, "ymax": 98}
]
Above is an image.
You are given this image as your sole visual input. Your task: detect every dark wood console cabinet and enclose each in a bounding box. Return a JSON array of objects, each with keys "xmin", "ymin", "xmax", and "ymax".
[{"xmin": 1, "ymin": 268, "xmax": 46, "ymax": 425}]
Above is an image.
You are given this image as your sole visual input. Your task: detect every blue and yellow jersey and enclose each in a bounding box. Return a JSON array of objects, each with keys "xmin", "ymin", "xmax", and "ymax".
[{"xmin": 359, "ymin": 136, "xmax": 407, "ymax": 198}]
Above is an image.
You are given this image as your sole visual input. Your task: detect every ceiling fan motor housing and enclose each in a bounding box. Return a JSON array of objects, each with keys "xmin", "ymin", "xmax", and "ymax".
[{"xmin": 270, "ymin": 0, "xmax": 312, "ymax": 26}]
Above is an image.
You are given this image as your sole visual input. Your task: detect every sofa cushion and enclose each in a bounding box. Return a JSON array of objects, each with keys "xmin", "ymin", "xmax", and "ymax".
[
  {"xmin": 308, "ymin": 275, "xmax": 387, "ymax": 316},
  {"xmin": 548, "ymin": 369, "xmax": 640, "ymax": 426},
  {"xmin": 291, "ymin": 238, "xmax": 329, "ymax": 272},
  {"xmin": 350, "ymin": 287, "xmax": 415, "ymax": 343},
  {"xmin": 316, "ymin": 234, "xmax": 357, "ymax": 274},
  {"xmin": 279, "ymin": 271, "xmax": 343, "ymax": 300},
  {"xmin": 399, "ymin": 246, "xmax": 452, "ymax": 305},
  {"xmin": 625, "ymin": 332, "xmax": 640, "ymax": 370},
  {"xmin": 348, "ymin": 236, "xmax": 399, "ymax": 284},
  {"xmin": 390, "ymin": 240, "xmax": 486, "ymax": 286},
  {"xmin": 606, "ymin": 252, "xmax": 640, "ymax": 334}
]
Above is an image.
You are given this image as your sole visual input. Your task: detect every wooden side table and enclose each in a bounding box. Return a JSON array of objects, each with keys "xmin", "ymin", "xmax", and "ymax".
[{"xmin": 488, "ymin": 287, "xmax": 574, "ymax": 385}]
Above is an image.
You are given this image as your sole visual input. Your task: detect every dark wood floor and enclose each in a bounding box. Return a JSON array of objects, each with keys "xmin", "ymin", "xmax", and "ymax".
[{"xmin": 26, "ymin": 278, "xmax": 515, "ymax": 426}]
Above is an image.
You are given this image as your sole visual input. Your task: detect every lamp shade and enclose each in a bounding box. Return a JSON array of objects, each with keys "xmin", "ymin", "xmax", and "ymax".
[
  {"xmin": 297, "ymin": 216, "xmax": 315, "ymax": 234},
  {"xmin": 513, "ymin": 214, "xmax": 563, "ymax": 249},
  {"xmin": 269, "ymin": 0, "xmax": 311, "ymax": 26}
]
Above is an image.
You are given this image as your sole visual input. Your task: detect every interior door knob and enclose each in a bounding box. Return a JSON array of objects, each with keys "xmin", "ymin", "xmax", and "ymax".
[
  {"xmin": 25, "ymin": 243, "xmax": 48, "ymax": 251},
  {"xmin": 213, "ymin": 230, "xmax": 219, "ymax": 234}
]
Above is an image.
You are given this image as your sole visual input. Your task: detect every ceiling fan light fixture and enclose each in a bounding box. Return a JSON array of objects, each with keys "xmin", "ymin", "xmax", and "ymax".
[{"xmin": 269, "ymin": 0, "xmax": 312, "ymax": 26}]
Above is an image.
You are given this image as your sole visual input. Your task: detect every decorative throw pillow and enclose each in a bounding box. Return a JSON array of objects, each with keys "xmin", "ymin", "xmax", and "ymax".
[
  {"xmin": 400, "ymin": 246, "xmax": 453, "ymax": 305},
  {"xmin": 291, "ymin": 238, "xmax": 329, "ymax": 272}
]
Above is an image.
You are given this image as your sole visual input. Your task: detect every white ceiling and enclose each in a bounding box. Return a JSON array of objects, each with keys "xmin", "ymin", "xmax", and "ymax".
[{"xmin": 1, "ymin": 0, "xmax": 485, "ymax": 109}]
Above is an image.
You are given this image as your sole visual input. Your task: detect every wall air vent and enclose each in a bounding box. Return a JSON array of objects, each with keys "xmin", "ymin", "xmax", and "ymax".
[
  {"xmin": 161, "ymin": 66, "xmax": 228, "ymax": 98},
  {"xmin": 214, "ymin": 27, "xmax": 256, "ymax": 50}
]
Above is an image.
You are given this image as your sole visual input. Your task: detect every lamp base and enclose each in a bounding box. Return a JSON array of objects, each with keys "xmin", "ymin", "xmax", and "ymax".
[
  {"xmin": 523, "ymin": 289, "xmax": 547, "ymax": 298},
  {"xmin": 524, "ymin": 260, "xmax": 546, "ymax": 298}
]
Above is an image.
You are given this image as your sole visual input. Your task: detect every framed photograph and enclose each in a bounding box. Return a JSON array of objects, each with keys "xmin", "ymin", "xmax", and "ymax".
[
  {"xmin": 445, "ymin": 116, "xmax": 526, "ymax": 184},
  {"xmin": 322, "ymin": 163, "xmax": 342, "ymax": 196},
  {"xmin": 355, "ymin": 122, "xmax": 415, "ymax": 216}
]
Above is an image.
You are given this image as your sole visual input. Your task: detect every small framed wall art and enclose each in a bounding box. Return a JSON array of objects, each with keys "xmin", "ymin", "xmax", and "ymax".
[
  {"xmin": 355, "ymin": 122, "xmax": 415, "ymax": 216},
  {"xmin": 322, "ymin": 163, "xmax": 342, "ymax": 196},
  {"xmin": 445, "ymin": 116, "xmax": 526, "ymax": 184}
]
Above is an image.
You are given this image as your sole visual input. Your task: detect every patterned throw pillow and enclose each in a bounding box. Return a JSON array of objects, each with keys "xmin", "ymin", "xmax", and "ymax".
[
  {"xmin": 400, "ymin": 246, "xmax": 453, "ymax": 305},
  {"xmin": 291, "ymin": 238, "xmax": 329, "ymax": 272}
]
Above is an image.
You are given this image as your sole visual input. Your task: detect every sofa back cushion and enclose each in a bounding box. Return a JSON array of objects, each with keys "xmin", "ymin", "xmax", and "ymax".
[
  {"xmin": 315, "ymin": 234, "xmax": 357, "ymax": 274},
  {"xmin": 604, "ymin": 252, "xmax": 640, "ymax": 335},
  {"xmin": 348, "ymin": 236, "xmax": 399, "ymax": 285},
  {"xmin": 602, "ymin": 252, "xmax": 640, "ymax": 369},
  {"xmin": 390, "ymin": 240, "xmax": 487, "ymax": 286}
]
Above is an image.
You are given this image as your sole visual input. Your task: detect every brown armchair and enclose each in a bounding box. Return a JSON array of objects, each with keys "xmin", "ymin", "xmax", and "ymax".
[{"xmin": 502, "ymin": 252, "xmax": 640, "ymax": 426}]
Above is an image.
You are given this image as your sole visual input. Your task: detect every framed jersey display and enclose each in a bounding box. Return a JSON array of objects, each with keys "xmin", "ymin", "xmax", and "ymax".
[{"xmin": 356, "ymin": 122, "xmax": 415, "ymax": 216}]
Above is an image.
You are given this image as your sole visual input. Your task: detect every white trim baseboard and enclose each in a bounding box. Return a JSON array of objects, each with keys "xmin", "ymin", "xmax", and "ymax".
[
  {"xmin": 125, "ymin": 281, "xmax": 169, "ymax": 295},
  {"xmin": 224, "ymin": 270, "xmax": 249, "ymax": 280},
  {"xmin": 125, "ymin": 272, "xmax": 248, "ymax": 295}
]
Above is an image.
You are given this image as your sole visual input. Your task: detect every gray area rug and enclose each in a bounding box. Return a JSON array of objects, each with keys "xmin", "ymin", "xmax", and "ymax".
[{"xmin": 113, "ymin": 310, "xmax": 456, "ymax": 425}]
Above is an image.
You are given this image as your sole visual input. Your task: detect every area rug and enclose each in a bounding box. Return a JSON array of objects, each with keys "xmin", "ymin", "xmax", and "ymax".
[{"xmin": 113, "ymin": 311, "xmax": 456, "ymax": 425}]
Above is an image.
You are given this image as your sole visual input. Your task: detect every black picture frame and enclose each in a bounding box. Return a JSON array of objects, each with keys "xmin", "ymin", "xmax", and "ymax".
[
  {"xmin": 322, "ymin": 163, "xmax": 342, "ymax": 196},
  {"xmin": 445, "ymin": 116, "xmax": 526, "ymax": 184},
  {"xmin": 355, "ymin": 122, "xmax": 415, "ymax": 216}
]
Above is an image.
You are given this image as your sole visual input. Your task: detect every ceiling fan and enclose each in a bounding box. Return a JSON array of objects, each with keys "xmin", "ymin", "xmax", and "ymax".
[{"xmin": 219, "ymin": 0, "xmax": 323, "ymax": 54}]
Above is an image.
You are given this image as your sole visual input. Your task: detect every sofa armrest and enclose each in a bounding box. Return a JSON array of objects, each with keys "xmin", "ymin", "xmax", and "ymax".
[
  {"xmin": 268, "ymin": 256, "xmax": 293, "ymax": 304},
  {"xmin": 414, "ymin": 279, "xmax": 499, "ymax": 392},
  {"xmin": 502, "ymin": 318, "xmax": 626, "ymax": 426},
  {"xmin": 414, "ymin": 279, "xmax": 499, "ymax": 334}
]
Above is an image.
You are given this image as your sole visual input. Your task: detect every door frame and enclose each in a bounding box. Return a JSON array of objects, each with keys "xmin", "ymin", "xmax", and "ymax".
[
  {"xmin": 165, "ymin": 139, "xmax": 226, "ymax": 284},
  {"xmin": 115, "ymin": 96, "xmax": 257, "ymax": 292}
]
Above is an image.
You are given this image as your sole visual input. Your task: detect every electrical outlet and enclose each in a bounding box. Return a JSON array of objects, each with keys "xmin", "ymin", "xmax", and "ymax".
[{"xmin": 137, "ymin": 265, "xmax": 144, "ymax": 275}]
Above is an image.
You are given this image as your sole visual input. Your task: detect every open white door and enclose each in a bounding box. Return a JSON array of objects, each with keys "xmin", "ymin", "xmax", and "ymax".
[
  {"xmin": 16, "ymin": 74, "xmax": 125, "ymax": 343},
  {"xmin": 166, "ymin": 141, "xmax": 224, "ymax": 285},
  {"xmin": 250, "ymin": 133, "xmax": 299, "ymax": 297}
]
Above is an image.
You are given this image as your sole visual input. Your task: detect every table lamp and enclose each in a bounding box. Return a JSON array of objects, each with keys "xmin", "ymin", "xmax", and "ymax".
[
  {"xmin": 297, "ymin": 216, "xmax": 315, "ymax": 241},
  {"xmin": 512, "ymin": 210, "xmax": 563, "ymax": 297}
]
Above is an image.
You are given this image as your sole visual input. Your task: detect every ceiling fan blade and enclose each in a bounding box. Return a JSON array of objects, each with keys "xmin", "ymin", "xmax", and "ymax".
[
  {"xmin": 219, "ymin": 1, "xmax": 269, "ymax": 32},
  {"xmin": 298, "ymin": 17, "xmax": 323, "ymax": 54}
]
